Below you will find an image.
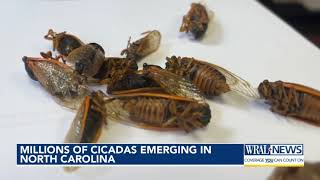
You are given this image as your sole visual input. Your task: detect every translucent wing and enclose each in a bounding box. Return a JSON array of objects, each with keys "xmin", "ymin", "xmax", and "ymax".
[
  {"xmin": 64, "ymin": 96, "xmax": 105, "ymax": 143},
  {"xmin": 198, "ymin": 60, "xmax": 261, "ymax": 99},
  {"xmin": 283, "ymin": 82, "xmax": 320, "ymax": 97},
  {"xmin": 144, "ymin": 66, "xmax": 205, "ymax": 102}
]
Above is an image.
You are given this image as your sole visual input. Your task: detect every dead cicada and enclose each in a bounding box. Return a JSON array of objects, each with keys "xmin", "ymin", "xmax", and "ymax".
[
  {"xmin": 22, "ymin": 55, "xmax": 90, "ymax": 110},
  {"xmin": 121, "ymin": 30, "xmax": 161, "ymax": 62},
  {"xmin": 44, "ymin": 29, "xmax": 84, "ymax": 57},
  {"xmin": 103, "ymin": 90, "xmax": 211, "ymax": 132},
  {"xmin": 44, "ymin": 29, "xmax": 107, "ymax": 77},
  {"xmin": 108, "ymin": 63, "xmax": 205, "ymax": 102},
  {"xmin": 258, "ymin": 80, "xmax": 320, "ymax": 126},
  {"xmin": 165, "ymin": 56, "xmax": 260, "ymax": 98},
  {"xmin": 180, "ymin": 3, "xmax": 209, "ymax": 39}
]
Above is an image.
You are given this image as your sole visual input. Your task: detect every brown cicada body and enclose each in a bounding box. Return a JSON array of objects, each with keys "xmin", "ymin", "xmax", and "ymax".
[
  {"xmin": 22, "ymin": 56, "xmax": 90, "ymax": 109},
  {"xmin": 93, "ymin": 57, "xmax": 138, "ymax": 85},
  {"xmin": 165, "ymin": 56, "xmax": 259, "ymax": 98},
  {"xmin": 45, "ymin": 29, "xmax": 107, "ymax": 78},
  {"xmin": 180, "ymin": 3, "xmax": 209, "ymax": 39},
  {"xmin": 68, "ymin": 43, "xmax": 106, "ymax": 77},
  {"xmin": 259, "ymin": 80, "xmax": 320, "ymax": 126},
  {"xmin": 121, "ymin": 30, "xmax": 161, "ymax": 61},
  {"xmin": 44, "ymin": 29, "xmax": 84, "ymax": 56},
  {"xmin": 107, "ymin": 63, "xmax": 204, "ymax": 102},
  {"xmin": 104, "ymin": 91, "xmax": 211, "ymax": 132}
]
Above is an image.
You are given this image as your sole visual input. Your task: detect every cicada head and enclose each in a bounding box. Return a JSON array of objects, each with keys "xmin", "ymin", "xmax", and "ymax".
[
  {"xmin": 195, "ymin": 103, "xmax": 211, "ymax": 126},
  {"xmin": 258, "ymin": 80, "xmax": 274, "ymax": 99},
  {"xmin": 44, "ymin": 29, "xmax": 84, "ymax": 56},
  {"xmin": 165, "ymin": 56, "xmax": 181, "ymax": 73}
]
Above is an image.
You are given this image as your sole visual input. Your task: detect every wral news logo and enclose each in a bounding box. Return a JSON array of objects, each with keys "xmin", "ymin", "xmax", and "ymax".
[
  {"xmin": 243, "ymin": 144, "xmax": 304, "ymax": 167},
  {"xmin": 245, "ymin": 144, "xmax": 303, "ymax": 155}
]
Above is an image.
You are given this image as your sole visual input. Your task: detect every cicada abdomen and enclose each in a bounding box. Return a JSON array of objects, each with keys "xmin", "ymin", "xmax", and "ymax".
[
  {"xmin": 104, "ymin": 93, "xmax": 211, "ymax": 132},
  {"xmin": 166, "ymin": 56, "xmax": 229, "ymax": 97},
  {"xmin": 258, "ymin": 80, "xmax": 320, "ymax": 126},
  {"xmin": 166, "ymin": 56, "xmax": 259, "ymax": 98}
]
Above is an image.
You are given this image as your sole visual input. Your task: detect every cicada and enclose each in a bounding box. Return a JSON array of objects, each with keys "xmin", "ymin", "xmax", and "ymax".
[
  {"xmin": 44, "ymin": 29, "xmax": 84, "ymax": 57},
  {"xmin": 180, "ymin": 3, "xmax": 209, "ymax": 39},
  {"xmin": 108, "ymin": 63, "xmax": 205, "ymax": 102},
  {"xmin": 121, "ymin": 30, "xmax": 161, "ymax": 62},
  {"xmin": 45, "ymin": 29, "xmax": 106, "ymax": 77},
  {"xmin": 64, "ymin": 92, "xmax": 106, "ymax": 172},
  {"xmin": 103, "ymin": 90, "xmax": 211, "ymax": 132},
  {"xmin": 258, "ymin": 80, "xmax": 320, "ymax": 126},
  {"xmin": 22, "ymin": 55, "xmax": 90, "ymax": 109},
  {"xmin": 165, "ymin": 56, "xmax": 260, "ymax": 98},
  {"xmin": 268, "ymin": 162, "xmax": 320, "ymax": 180}
]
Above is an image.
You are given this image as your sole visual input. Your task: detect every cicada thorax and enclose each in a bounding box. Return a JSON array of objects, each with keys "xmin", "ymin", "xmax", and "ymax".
[
  {"xmin": 180, "ymin": 3, "xmax": 209, "ymax": 39},
  {"xmin": 107, "ymin": 95, "xmax": 211, "ymax": 132},
  {"xmin": 106, "ymin": 73, "xmax": 160, "ymax": 94},
  {"xmin": 22, "ymin": 56, "xmax": 90, "ymax": 109},
  {"xmin": 93, "ymin": 57, "xmax": 138, "ymax": 84},
  {"xmin": 258, "ymin": 80, "xmax": 320, "ymax": 125},
  {"xmin": 65, "ymin": 92, "xmax": 106, "ymax": 144},
  {"xmin": 121, "ymin": 30, "xmax": 161, "ymax": 61},
  {"xmin": 165, "ymin": 56, "xmax": 230, "ymax": 97},
  {"xmin": 44, "ymin": 29, "xmax": 84, "ymax": 56}
]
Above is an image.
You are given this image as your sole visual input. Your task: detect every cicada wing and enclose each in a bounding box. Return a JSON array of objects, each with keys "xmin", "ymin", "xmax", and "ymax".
[
  {"xmin": 64, "ymin": 96, "xmax": 104, "ymax": 144},
  {"xmin": 138, "ymin": 30, "xmax": 161, "ymax": 56},
  {"xmin": 145, "ymin": 68, "xmax": 205, "ymax": 102},
  {"xmin": 283, "ymin": 82, "xmax": 320, "ymax": 97},
  {"xmin": 199, "ymin": 60, "xmax": 261, "ymax": 99}
]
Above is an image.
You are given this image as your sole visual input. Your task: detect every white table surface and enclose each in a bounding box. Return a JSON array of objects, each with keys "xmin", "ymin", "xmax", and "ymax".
[{"xmin": 1, "ymin": 0, "xmax": 320, "ymax": 179}]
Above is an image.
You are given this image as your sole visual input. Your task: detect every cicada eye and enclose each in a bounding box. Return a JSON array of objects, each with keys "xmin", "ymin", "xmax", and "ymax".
[
  {"xmin": 75, "ymin": 61, "xmax": 85, "ymax": 74},
  {"xmin": 143, "ymin": 63, "xmax": 148, "ymax": 68},
  {"xmin": 88, "ymin": 43, "xmax": 105, "ymax": 55}
]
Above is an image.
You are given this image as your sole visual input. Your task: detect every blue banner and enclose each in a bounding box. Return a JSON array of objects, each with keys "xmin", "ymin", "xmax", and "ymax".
[{"xmin": 17, "ymin": 144, "xmax": 243, "ymax": 165}]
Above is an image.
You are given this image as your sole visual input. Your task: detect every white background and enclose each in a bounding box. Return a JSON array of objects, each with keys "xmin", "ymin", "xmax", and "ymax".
[{"xmin": 1, "ymin": 0, "xmax": 320, "ymax": 179}]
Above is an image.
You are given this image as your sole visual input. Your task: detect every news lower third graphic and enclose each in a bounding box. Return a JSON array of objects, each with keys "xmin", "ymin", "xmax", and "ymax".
[{"xmin": 16, "ymin": 144, "xmax": 304, "ymax": 167}]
